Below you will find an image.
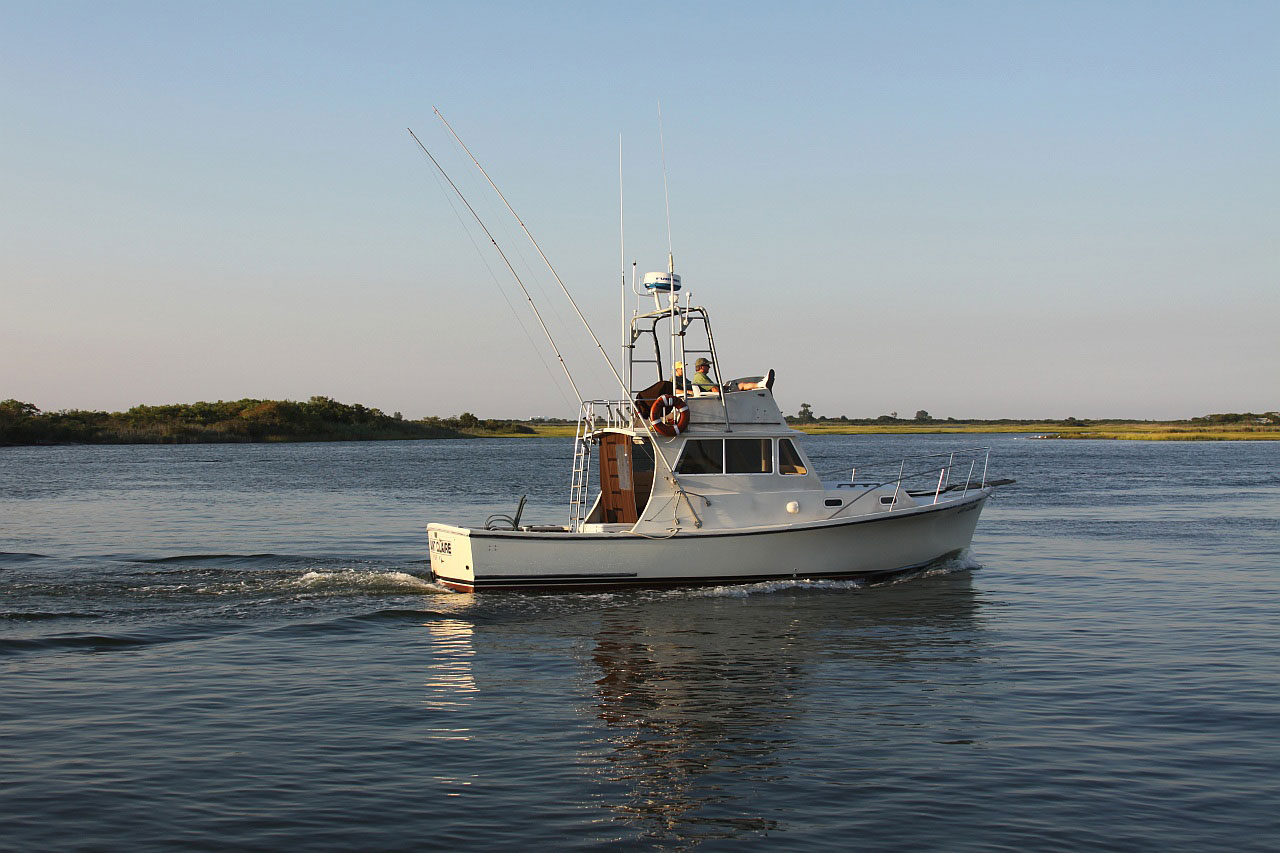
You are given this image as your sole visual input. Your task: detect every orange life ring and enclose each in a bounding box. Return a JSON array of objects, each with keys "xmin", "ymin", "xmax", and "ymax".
[{"xmin": 649, "ymin": 394, "xmax": 689, "ymax": 436}]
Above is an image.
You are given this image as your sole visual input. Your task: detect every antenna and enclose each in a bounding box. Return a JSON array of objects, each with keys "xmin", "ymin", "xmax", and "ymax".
[
  {"xmin": 408, "ymin": 127, "xmax": 584, "ymax": 405},
  {"xmin": 435, "ymin": 108, "xmax": 631, "ymax": 399},
  {"xmin": 658, "ymin": 98, "xmax": 674, "ymax": 276}
]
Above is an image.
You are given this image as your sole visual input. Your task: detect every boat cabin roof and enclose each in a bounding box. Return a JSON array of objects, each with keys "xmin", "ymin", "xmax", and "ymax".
[{"xmin": 586, "ymin": 389, "xmax": 800, "ymax": 442}]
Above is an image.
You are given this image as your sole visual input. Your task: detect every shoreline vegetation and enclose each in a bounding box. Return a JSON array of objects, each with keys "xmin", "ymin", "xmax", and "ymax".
[
  {"xmin": 530, "ymin": 415, "xmax": 1280, "ymax": 441},
  {"xmin": 2, "ymin": 398, "xmax": 1276, "ymax": 445},
  {"xmin": 0, "ymin": 397, "xmax": 533, "ymax": 446}
]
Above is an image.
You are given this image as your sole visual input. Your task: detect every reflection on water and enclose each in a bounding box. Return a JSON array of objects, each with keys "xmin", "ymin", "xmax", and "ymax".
[
  {"xmin": 589, "ymin": 614, "xmax": 793, "ymax": 838},
  {"xmin": 581, "ymin": 570, "xmax": 983, "ymax": 842},
  {"xmin": 421, "ymin": 618, "xmax": 477, "ymax": 740},
  {"xmin": 405, "ymin": 570, "xmax": 985, "ymax": 843}
]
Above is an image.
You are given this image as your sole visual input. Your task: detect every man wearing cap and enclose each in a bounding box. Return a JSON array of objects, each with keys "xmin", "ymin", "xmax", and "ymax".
[
  {"xmin": 680, "ymin": 358, "xmax": 775, "ymax": 396},
  {"xmin": 690, "ymin": 357, "xmax": 719, "ymax": 395}
]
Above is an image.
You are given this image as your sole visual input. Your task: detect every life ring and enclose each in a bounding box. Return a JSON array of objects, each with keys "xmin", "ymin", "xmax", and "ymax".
[{"xmin": 649, "ymin": 394, "xmax": 689, "ymax": 436}]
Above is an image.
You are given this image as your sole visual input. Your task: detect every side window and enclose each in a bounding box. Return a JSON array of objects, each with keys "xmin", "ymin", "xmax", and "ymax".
[
  {"xmin": 725, "ymin": 439, "xmax": 773, "ymax": 474},
  {"xmin": 779, "ymin": 439, "xmax": 808, "ymax": 475},
  {"xmin": 676, "ymin": 439, "xmax": 723, "ymax": 474}
]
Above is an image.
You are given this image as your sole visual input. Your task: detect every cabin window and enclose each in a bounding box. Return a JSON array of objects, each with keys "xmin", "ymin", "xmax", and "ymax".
[
  {"xmin": 779, "ymin": 439, "xmax": 808, "ymax": 475},
  {"xmin": 725, "ymin": 439, "xmax": 772, "ymax": 474},
  {"xmin": 676, "ymin": 439, "xmax": 723, "ymax": 474}
]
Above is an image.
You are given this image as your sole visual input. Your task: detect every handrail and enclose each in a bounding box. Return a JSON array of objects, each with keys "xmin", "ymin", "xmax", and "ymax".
[
  {"xmin": 570, "ymin": 397, "xmax": 689, "ymax": 531},
  {"xmin": 829, "ymin": 447, "xmax": 991, "ymax": 517},
  {"xmin": 579, "ymin": 398, "xmax": 641, "ymax": 431},
  {"xmin": 628, "ymin": 304, "xmax": 732, "ymax": 434}
]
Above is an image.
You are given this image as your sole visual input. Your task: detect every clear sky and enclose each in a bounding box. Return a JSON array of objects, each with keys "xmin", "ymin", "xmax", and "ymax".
[{"xmin": 2, "ymin": 0, "xmax": 1276, "ymax": 421}]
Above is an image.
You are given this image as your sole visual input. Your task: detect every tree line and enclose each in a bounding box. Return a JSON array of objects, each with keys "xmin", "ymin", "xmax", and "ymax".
[
  {"xmin": 0, "ymin": 397, "xmax": 534, "ymax": 446},
  {"xmin": 784, "ymin": 404, "xmax": 1280, "ymax": 426}
]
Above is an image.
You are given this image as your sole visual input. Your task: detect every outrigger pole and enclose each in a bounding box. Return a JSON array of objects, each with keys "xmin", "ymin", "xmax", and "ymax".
[
  {"xmin": 657, "ymin": 98, "xmax": 679, "ymax": 383},
  {"xmin": 434, "ymin": 108, "xmax": 632, "ymax": 400},
  {"xmin": 407, "ymin": 128, "xmax": 585, "ymax": 405},
  {"xmin": 422, "ymin": 114, "xmax": 708, "ymax": 533},
  {"xmin": 619, "ymin": 133, "xmax": 628, "ymax": 377}
]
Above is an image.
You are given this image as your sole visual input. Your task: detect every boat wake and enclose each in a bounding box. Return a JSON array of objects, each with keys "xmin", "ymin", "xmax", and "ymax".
[
  {"xmin": 934, "ymin": 550, "xmax": 984, "ymax": 573},
  {"xmin": 689, "ymin": 551, "xmax": 983, "ymax": 598},
  {"xmin": 2, "ymin": 556, "xmax": 449, "ymax": 618},
  {"xmin": 127, "ymin": 566, "xmax": 445, "ymax": 598},
  {"xmin": 0, "ymin": 551, "xmax": 52, "ymax": 564},
  {"xmin": 1, "ymin": 610, "xmax": 104, "ymax": 622},
  {"xmin": 692, "ymin": 578, "xmax": 867, "ymax": 598},
  {"xmin": 0, "ymin": 562, "xmax": 454, "ymax": 658},
  {"xmin": 294, "ymin": 569, "xmax": 442, "ymax": 594},
  {"xmin": 133, "ymin": 553, "xmax": 293, "ymax": 564}
]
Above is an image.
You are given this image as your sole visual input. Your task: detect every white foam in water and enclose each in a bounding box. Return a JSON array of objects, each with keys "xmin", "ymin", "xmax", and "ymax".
[
  {"xmin": 873, "ymin": 550, "xmax": 984, "ymax": 587},
  {"xmin": 693, "ymin": 577, "xmax": 867, "ymax": 598},
  {"xmin": 691, "ymin": 551, "xmax": 982, "ymax": 598},
  {"xmin": 937, "ymin": 549, "xmax": 984, "ymax": 572},
  {"xmin": 294, "ymin": 569, "xmax": 438, "ymax": 593}
]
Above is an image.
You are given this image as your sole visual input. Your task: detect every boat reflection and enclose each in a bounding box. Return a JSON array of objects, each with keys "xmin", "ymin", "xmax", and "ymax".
[
  {"xmin": 420, "ymin": 618, "xmax": 479, "ymax": 742},
  {"xmin": 584, "ymin": 570, "xmax": 984, "ymax": 842},
  {"xmin": 409, "ymin": 569, "xmax": 984, "ymax": 842}
]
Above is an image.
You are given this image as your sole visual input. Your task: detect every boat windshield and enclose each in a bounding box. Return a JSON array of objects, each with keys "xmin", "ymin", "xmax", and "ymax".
[
  {"xmin": 676, "ymin": 439, "xmax": 722, "ymax": 474},
  {"xmin": 677, "ymin": 439, "xmax": 775, "ymax": 475},
  {"xmin": 779, "ymin": 438, "xmax": 807, "ymax": 475}
]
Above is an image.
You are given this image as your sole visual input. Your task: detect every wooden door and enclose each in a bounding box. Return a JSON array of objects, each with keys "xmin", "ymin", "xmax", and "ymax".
[{"xmin": 598, "ymin": 433, "xmax": 638, "ymax": 524}]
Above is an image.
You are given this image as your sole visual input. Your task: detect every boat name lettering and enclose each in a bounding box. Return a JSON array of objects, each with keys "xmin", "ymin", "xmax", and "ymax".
[{"xmin": 429, "ymin": 538, "xmax": 453, "ymax": 555}]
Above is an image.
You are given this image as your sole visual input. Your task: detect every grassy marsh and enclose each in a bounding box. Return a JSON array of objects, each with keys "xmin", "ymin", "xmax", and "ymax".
[
  {"xmin": 795, "ymin": 422, "xmax": 1277, "ymax": 440},
  {"xmin": 522, "ymin": 421, "xmax": 1278, "ymax": 440}
]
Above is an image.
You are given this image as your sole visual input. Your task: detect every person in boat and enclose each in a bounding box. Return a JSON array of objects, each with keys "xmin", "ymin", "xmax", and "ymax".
[
  {"xmin": 689, "ymin": 358, "xmax": 775, "ymax": 395},
  {"xmin": 672, "ymin": 361, "xmax": 694, "ymax": 393},
  {"xmin": 690, "ymin": 358, "xmax": 719, "ymax": 395},
  {"xmin": 731, "ymin": 368, "xmax": 775, "ymax": 392}
]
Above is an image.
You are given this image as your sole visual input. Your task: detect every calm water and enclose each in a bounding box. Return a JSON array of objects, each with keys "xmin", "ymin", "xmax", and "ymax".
[{"xmin": 2, "ymin": 436, "xmax": 1277, "ymax": 850}]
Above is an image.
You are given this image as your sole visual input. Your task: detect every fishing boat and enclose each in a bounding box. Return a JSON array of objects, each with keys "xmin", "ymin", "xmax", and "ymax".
[
  {"xmin": 417, "ymin": 116, "xmax": 1005, "ymax": 592},
  {"xmin": 427, "ymin": 271, "xmax": 1004, "ymax": 591}
]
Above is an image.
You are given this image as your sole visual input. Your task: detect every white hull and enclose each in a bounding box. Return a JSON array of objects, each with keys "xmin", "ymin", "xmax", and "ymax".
[{"xmin": 429, "ymin": 489, "xmax": 989, "ymax": 591}]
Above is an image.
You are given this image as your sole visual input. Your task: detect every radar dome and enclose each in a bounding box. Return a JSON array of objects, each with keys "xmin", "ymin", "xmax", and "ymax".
[{"xmin": 642, "ymin": 272, "xmax": 681, "ymax": 292}]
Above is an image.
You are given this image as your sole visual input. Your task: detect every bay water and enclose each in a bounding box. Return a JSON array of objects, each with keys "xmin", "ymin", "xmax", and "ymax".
[{"xmin": 2, "ymin": 436, "xmax": 1277, "ymax": 850}]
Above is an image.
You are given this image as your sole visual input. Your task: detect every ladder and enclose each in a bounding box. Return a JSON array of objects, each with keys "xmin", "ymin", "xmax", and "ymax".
[{"xmin": 567, "ymin": 404, "xmax": 593, "ymax": 530}]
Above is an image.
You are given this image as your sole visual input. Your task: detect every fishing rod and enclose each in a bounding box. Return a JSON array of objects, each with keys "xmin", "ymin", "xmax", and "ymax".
[
  {"xmin": 407, "ymin": 127, "xmax": 585, "ymax": 405},
  {"xmin": 428, "ymin": 112, "xmax": 701, "ymax": 524},
  {"xmin": 619, "ymin": 133, "xmax": 628, "ymax": 382},
  {"xmin": 426, "ymin": 112, "xmax": 717, "ymax": 535},
  {"xmin": 433, "ymin": 108, "xmax": 632, "ymax": 400}
]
